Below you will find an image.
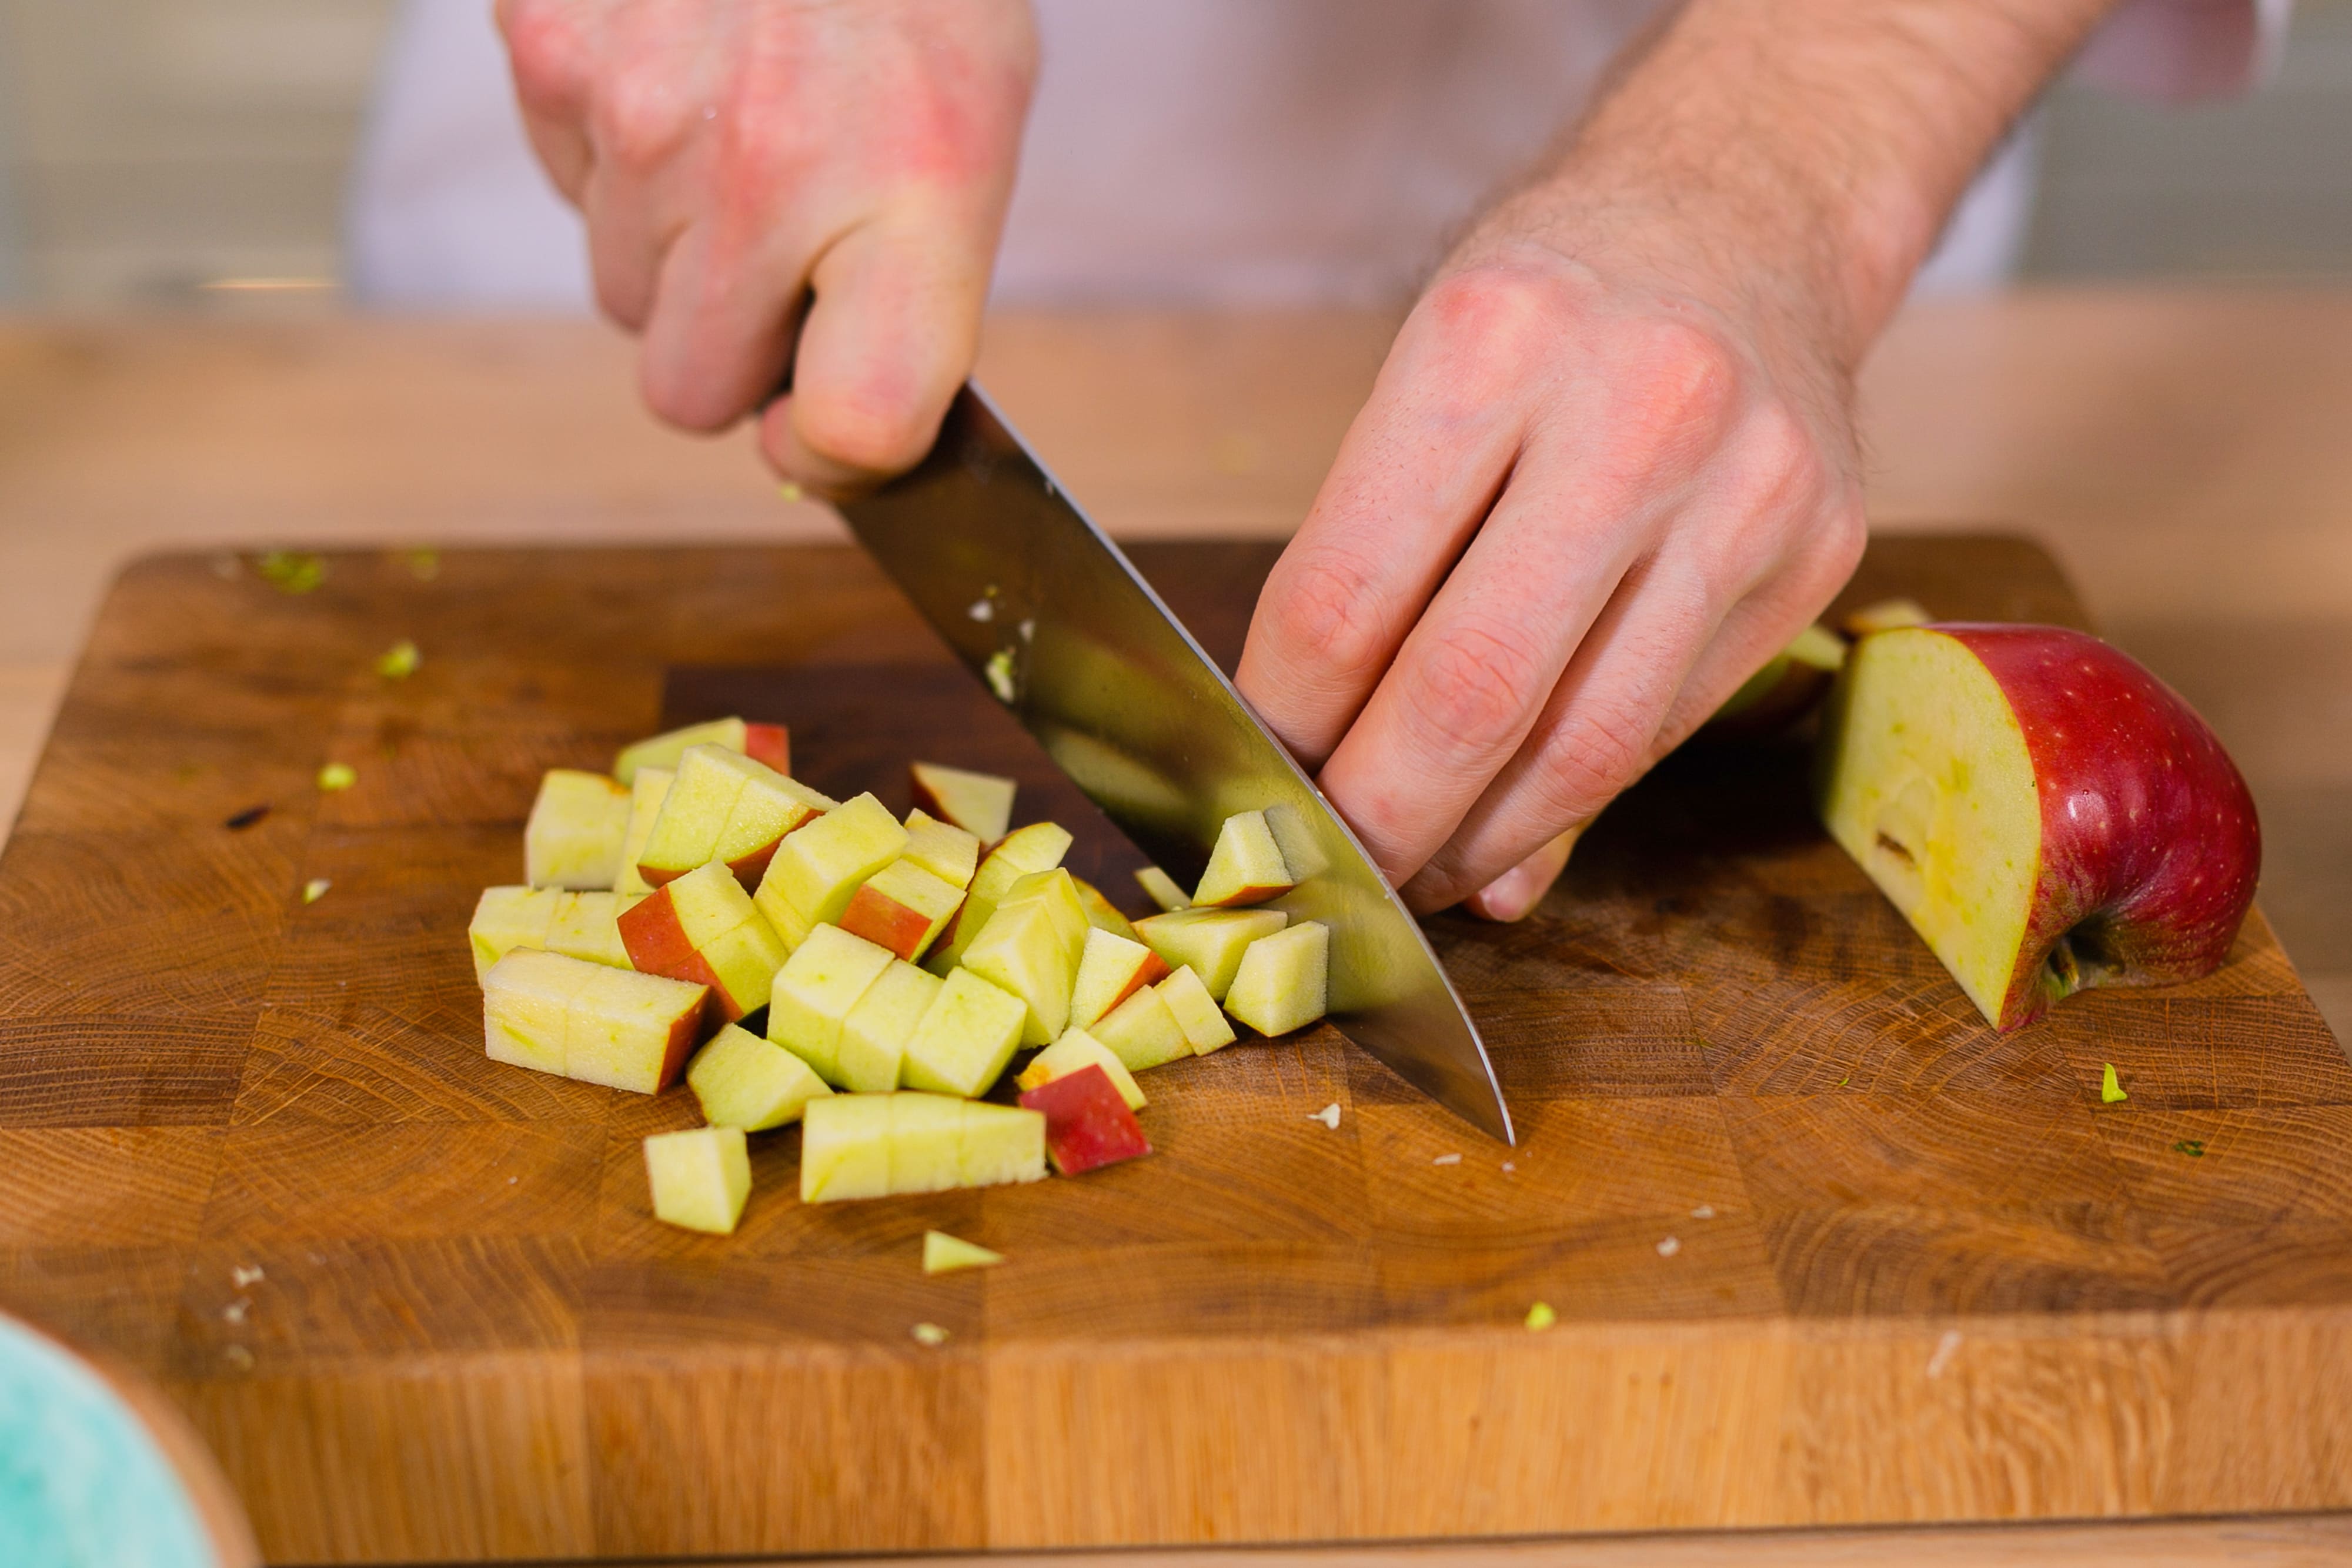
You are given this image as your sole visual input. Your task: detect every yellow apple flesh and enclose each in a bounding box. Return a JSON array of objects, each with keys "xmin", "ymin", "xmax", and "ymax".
[
  {"xmin": 1015, "ymin": 1027, "xmax": 1148, "ymax": 1109},
  {"xmin": 767, "ymin": 922, "xmax": 896, "ymax": 1083},
  {"xmin": 900, "ymin": 968, "xmax": 1027, "ymax": 1097},
  {"xmin": 524, "ymin": 769, "xmax": 632, "ymax": 890},
  {"xmin": 754, "ymin": 791, "xmax": 909, "ymax": 948},
  {"xmin": 644, "ymin": 1126, "xmax": 751, "ymax": 1235},
  {"xmin": 1134, "ymin": 907, "xmax": 1289, "ymax": 1001},
  {"xmin": 686, "ymin": 1023, "xmax": 833, "ymax": 1130},
  {"xmin": 837, "ymin": 958, "xmax": 943, "ymax": 1092},
  {"xmin": 908, "ymin": 761, "xmax": 1017, "ymax": 842},
  {"xmin": 1223, "ymin": 920, "xmax": 1329, "ymax": 1038},
  {"xmin": 1191, "ymin": 810, "xmax": 1297, "ymax": 907}
]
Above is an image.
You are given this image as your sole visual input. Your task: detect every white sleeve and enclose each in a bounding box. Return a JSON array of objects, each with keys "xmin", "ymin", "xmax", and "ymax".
[{"xmin": 2073, "ymin": 0, "xmax": 2293, "ymax": 103}]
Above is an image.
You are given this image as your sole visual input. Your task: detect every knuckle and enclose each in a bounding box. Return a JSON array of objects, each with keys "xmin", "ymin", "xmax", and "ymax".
[
  {"xmin": 1269, "ymin": 550, "xmax": 1392, "ymax": 688},
  {"xmin": 1408, "ymin": 621, "xmax": 1549, "ymax": 750},
  {"xmin": 1616, "ymin": 315, "xmax": 1743, "ymax": 449},
  {"xmin": 1729, "ymin": 400, "xmax": 1832, "ymax": 519},
  {"xmin": 795, "ymin": 388, "xmax": 937, "ymax": 477},
  {"xmin": 593, "ymin": 71, "xmax": 694, "ymax": 173},
  {"xmin": 1539, "ymin": 694, "xmax": 1655, "ymax": 817}
]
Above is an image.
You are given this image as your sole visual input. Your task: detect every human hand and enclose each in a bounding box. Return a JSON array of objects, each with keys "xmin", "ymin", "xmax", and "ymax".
[
  {"xmin": 499, "ymin": 0, "xmax": 1037, "ymax": 494},
  {"xmin": 1236, "ymin": 193, "xmax": 1868, "ymax": 922}
]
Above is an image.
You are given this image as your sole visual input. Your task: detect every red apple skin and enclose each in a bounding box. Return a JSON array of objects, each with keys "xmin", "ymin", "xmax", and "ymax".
[
  {"xmin": 1019, "ymin": 1065, "xmax": 1151, "ymax": 1175},
  {"xmin": 1101, "ymin": 952, "xmax": 1170, "ymax": 1017},
  {"xmin": 617, "ymin": 888, "xmax": 697, "ymax": 976},
  {"xmin": 743, "ymin": 723, "xmax": 791, "ymax": 776},
  {"xmin": 838, "ymin": 882, "xmax": 940, "ymax": 961},
  {"xmin": 668, "ymin": 949, "xmax": 748, "ymax": 1026},
  {"xmin": 653, "ymin": 1007, "xmax": 704, "ymax": 1088},
  {"xmin": 1941, "ymin": 624, "xmax": 2261, "ymax": 1029},
  {"xmin": 724, "ymin": 840, "xmax": 782, "ymax": 891}
]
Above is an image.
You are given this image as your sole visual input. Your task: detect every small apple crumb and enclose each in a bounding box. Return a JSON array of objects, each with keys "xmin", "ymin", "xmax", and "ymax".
[
  {"xmin": 1308, "ymin": 1104, "xmax": 1341, "ymax": 1129},
  {"xmin": 2100, "ymin": 1063, "xmax": 2129, "ymax": 1103},
  {"xmin": 222, "ymin": 1299, "xmax": 249, "ymax": 1325},
  {"xmin": 1690, "ymin": 1204, "xmax": 1716, "ymax": 1220},
  {"xmin": 221, "ymin": 1345, "xmax": 255, "ymax": 1372},
  {"xmin": 375, "ymin": 639, "xmax": 421, "ymax": 679},
  {"xmin": 1524, "ymin": 1302, "xmax": 1557, "ymax": 1332},
  {"xmin": 302, "ymin": 878, "xmax": 331, "ymax": 904},
  {"xmin": 911, "ymin": 1322, "xmax": 950, "ymax": 1348},
  {"xmin": 1431, "ymin": 1153, "xmax": 1461, "ymax": 1166},
  {"xmin": 318, "ymin": 762, "xmax": 357, "ymax": 792},
  {"xmin": 967, "ymin": 598, "xmax": 995, "ymax": 622},
  {"xmin": 984, "ymin": 648, "xmax": 1018, "ymax": 704},
  {"xmin": 230, "ymin": 1265, "xmax": 264, "ymax": 1288},
  {"xmin": 256, "ymin": 550, "xmax": 325, "ymax": 594},
  {"xmin": 1656, "ymin": 1236, "xmax": 1682, "ymax": 1258}
]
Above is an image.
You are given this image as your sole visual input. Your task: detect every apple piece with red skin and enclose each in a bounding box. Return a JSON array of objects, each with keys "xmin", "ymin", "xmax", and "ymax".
[
  {"xmin": 614, "ymin": 716, "xmax": 789, "ymax": 787},
  {"xmin": 1133, "ymin": 906, "xmax": 1288, "ymax": 1001},
  {"xmin": 753, "ymin": 792, "xmax": 910, "ymax": 948},
  {"xmin": 902, "ymin": 808, "xmax": 981, "ymax": 890},
  {"xmin": 1817, "ymin": 623, "xmax": 2260, "ymax": 1032},
  {"xmin": 616, "ymin": 860, "xmax": 789, "ymax": 1024},
  {"xmin": 482, "ymin": 948, "xmax": 707, "ymax": 1093},
  {"xmin": 1191, "ymin": 810, "xmax": 1297, "ymax": 907},
  {"xmin": 524, "ymin": 769, "xmax": 633, "ymax": 890},
  {"xmin": 837, "ymin": 856, "xmax": 965, "ymax": 961},
  {"xmin": 1223, "ymin": 921, "xmax": 1330, "ymax": 1038},
  {"xmin": 1020, "ymin": 1064, "xmax": 1152, "ymax": 1176},
  {"xmin": 1071, "ymin": 875, "xmax": 1138, "ymax": 940},
  {"xmin": 637, "ymin": 745, "xmax": 834, "ymax": 891},
  {"xmin": 1067, "ymin": 926, "xmax": 1170, "ymax": 1032},
  {"xmin": 1015, "ymin": 1027, "xmax": 1147, "ymax": 1109},
  {"xmin": 908, "ymin": 761, "xmax": 1016, "ymax": 843}
]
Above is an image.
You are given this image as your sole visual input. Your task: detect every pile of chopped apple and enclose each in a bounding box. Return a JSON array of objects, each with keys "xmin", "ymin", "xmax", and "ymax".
[{"xmin": 471, "ymin": 725, "xmax": 1329, "ymax": 1235}]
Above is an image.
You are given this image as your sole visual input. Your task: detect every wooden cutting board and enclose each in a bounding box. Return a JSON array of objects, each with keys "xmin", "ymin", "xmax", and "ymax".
[{"xmin": 1, "ymin": 537, "xmax": 2347, "ymax": 1565}]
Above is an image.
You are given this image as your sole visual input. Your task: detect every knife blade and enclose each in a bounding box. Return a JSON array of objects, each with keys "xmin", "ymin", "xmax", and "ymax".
[{"xmin": 835, "ymin": 383, "xmax": 1513, "ymax": 1144}]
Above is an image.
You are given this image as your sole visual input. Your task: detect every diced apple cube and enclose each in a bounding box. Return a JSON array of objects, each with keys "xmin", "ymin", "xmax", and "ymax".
[
  {"xmin": 1020, "ymin": 1065, "xmax": 1151, "ymax": 1176},
  {"xmin": 617, "ymin": 859, "xmax": 789, "ymax": 1021},
  {"xmin": 767, "ymin": 922, "xmax": 895, "ymax": 1084},
  {"xmin": 1223, "ymin": 920, "xmax": 1329, "ymax": 1037},
  {"xmin": 928, "ymin": 820, "xmax": 1075, "ymax": 972},
  {"xmin": 754, "ymin": 791, "xmax": 909, "ymax": 948},
  {"xmin": 1191, "ymin": 809, "xmax": 1296, "ymax": 907},
  {"xmin": 615, "ymin": 716, "xmax": 790, "ymax": 786},
  {"xmin": 1134, "ymin": 865, "xmax": 1190, "ymax": 912},
  {"xmin": 484, "ymin": 949, "xmax": 707, "ymax": 1093},
  {"xmin": 960, "ymin": 899, "xmax": 1075, "ymax": 1045},
  {"xmin": 908, "ymin": 761, "xmax": 1017, "ymax": 843},
  {"xmin": 525, "ymin": 769, "xmax": 633, "ymax": 890},
  {"xmin": 1133, "ymin": 907, "xmax": 1289, "ymax": 1001},
  {"xmin": 888, "ymin": 1091, "xmax": 968, "ymax": 1195},
  {"xmin": 1089, "ymin": 984, "xmax": 1192, "ymax": 1072},
  {"xmin": 838, "ymin": 857, "xmax": 964, "ymax": 961},
  {"xmin": 958, "ymin": 1101, "xmax": 1048, "ymax": 1188},
  {"xmin": 1158, "ymin": 964, "xmax": 1237, "ymax": 1055},
  {"xmin": 1071, "ymin": 875, "xmax": 1138, "ymax": 941},
  {"xmin": 799, "ymin": 1093, "xmax": 894, "ymax": 1203},
  {"xmin": 469, "ymin": 885, "xmax": 561, "ymax": 982},
  {"xmin": 644, "ymin": 1126, "xmax": 751, "ymax": 1235},
  {"xmin": 546, "ymin": 890, "xmax": 636, "ymax": 969},
  {"xmin": 640, "ymin": 744, "xmax": 833, "ymax": 891},
  {"xmin": 903, "ymin": 808, "xmax": 981, "ymax": 890},
  {"xmin": 900, "ymin": 967, "xmax": 1027, "ymax": 1098},
  {"xmin": 837, "ymin": 959, "xmax": 942, "ymax": 1093},
  {"xmin": 1015, "ymin": 1027, "xmax": 1147, "ymax": 1110},
  {"xmin": 613, "ymin": 766, "xmax": 673, "ymax": 897},
  {"xmin": 687, "ymin": 1022, "xmax": 833, "ymax": 1130},
  {"xmin": 1067, "ymin": 926, "xmax": 1170, "ymax": 1032}
]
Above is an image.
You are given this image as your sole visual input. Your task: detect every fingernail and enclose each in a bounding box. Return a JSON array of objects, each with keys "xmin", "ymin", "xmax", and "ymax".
[{"xmin": 1469, "ymin": 861, "xmax": 1546, "ymax": 923}]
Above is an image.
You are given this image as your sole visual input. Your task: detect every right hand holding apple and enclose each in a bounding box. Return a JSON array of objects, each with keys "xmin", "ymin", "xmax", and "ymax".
[{"xmin": 497, "ymin": 0, "xmax": 1038, "ymax": 494}]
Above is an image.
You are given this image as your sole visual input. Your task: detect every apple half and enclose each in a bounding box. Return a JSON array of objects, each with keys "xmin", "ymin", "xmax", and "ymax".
[
  {"xmin": 1019, "ymin": 1063, "xmax": 1152, "ymax": 1176},
  {"xmin": 615, "ymin": 716, "xmax": 790, "ymax": 787},
  {"xmin": 617, "ymin": 860, "xmax": 790, "ymax": 1023},
  {"xmin": 643, "ymin": 1126, "xmax": 752, "ymax": 1235},
  {"xmin": 908, "ymin": 761, "xmax": 1017, "ymax": 843},
  {"xmin": 524, "ymin": 769, "xmax": 633, "ymax": 890},
  {"xmin": 1817, "ymin": 623, "xmax": 2260, "ymax": 1032}
]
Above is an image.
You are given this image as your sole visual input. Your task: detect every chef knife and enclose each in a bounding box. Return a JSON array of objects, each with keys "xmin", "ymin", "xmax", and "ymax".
[{"xmin": 834, "ymin": 383, "xmax": 1514, "ymax": 1144}]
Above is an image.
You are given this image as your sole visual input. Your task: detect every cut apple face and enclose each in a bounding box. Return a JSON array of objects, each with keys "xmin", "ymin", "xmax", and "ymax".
[
  {"xmin": 998, "ymin": 868, "xmax": 1090, "ymax": 966},
  {"xmin": 902, "ymin": 808, "xmax": 980, "ymax": 890},
  {"xmin": 1818, "ymin": 623, "xmax": 2260, "ymax": 1032},
  {"xmin": 1157, "ymin": 964, "xmax": 1236, "ymax": 1055},
  {"xmin": 617, "ymin": 859, "xmax": 789, "ymax": 1023},
  {"xmin": 837, "ymin": 958, "xmax": 943, "ymax": 1094},
  {"xmin": 1090, "ymin": 983, "xmax": 1192, "ymax": 1072},
  {"xmin": 613, "ymin": 766, "xmax": 673, "ymax": 897},
  {"xmin": 644, "ymin": 1126, "xmax": 752, "ymax": 1235},
  {"xmin": 470, "ymin": 885, "xmax": 559, "ymax": 982},
  {"xmin": 767, "ymin": 922, "xmax": 896, "ymax": 1084},
  {"xmin": 615, "ymin": 716, "xmax": 790, "ymax": 787},
  {"xmin": 638, "ymin": 744, "xmax": 834, "ymax": 891},
  {"xmin": 1020, "ymin": 1064, "xmax": 1152, "ymax": 1176},
  {"xmin": 1134, "ymin": 865, "xmax": 1191, "ymax": 913},
  {"xmin": 799, "ymin": 1091, "xmax": 1045, "ymax": 1202},
  {"xmin": 1224, "ymin": 920, "xmax": 1329, "ymax": 1038},
  {"xmin": 900, "ymin": 967, "xmax": 1028, "ymax": 1098},
  {"xmin": 1839, "ymin": 597, "xmax": 1933, "ymax": 638},
  {"xmin": 1015, "ymin": 1027, "xmax": 1147, "ymax": 1110},
  {"xmin": 958, "ymin": 900, "xmax": 1075, "ymax": 1046},
  {"xmin": 686, "ymin": 1022, "xmax": 833, "ymax": 1131},
  {"xmin": 525, "ymin": 769, "xmax": 633, "ymax": 890},
  {"xmin": 837, "ymin": 856, "xmax": 965, "ymax": 962},
  {"xmin": 1192, "ymin": 810, "xmax": 1297, "ymax": 907},
  {"xmin": 754, "ymin": 791, "xmax": 910, "ymax": 949},
  {"xmin": 908, "ymin": 761, "xmax": 1016, "ymax": 843},
  {"xmin": 483, "ymin": 948, "xmax": 707, "ymax": 1094},
  {"xmin": 1134, "ymin": 907, "xmax": 1289, "ymax": 1001},
  {"xmin": 926, "ymin": 820, "xmax": 1074, "ymax": 971},
  {"xmin": 1068, "ymin": 926, "xmax": 1170, "ymax": 1032},
  {"xmin": 1071, "ymin": 876, "xmax": 1137, "ymax": 941}
]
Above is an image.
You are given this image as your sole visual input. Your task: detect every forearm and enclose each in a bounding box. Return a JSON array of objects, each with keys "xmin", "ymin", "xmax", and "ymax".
[{"xmin": 1502, "ymin": 0, "xmax": 2122, "ymax": 372}]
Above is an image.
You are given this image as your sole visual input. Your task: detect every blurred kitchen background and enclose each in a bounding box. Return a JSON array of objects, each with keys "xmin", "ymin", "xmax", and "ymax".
[{"xmin": 1, "ymin": 0, "xmax": 2351, "ymax": 310}]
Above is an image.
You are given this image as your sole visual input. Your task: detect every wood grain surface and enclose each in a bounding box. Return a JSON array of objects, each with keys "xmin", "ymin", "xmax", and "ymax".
[{"xmin": 0, "ymin": 534, "xmax": 2344, "ymax": 1563}]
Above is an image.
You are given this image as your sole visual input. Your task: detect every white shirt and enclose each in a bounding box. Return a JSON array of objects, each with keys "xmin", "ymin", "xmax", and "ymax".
[{"xmin": 346, "ymin": 0, "xmax": 2288, "ymax": 311}]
